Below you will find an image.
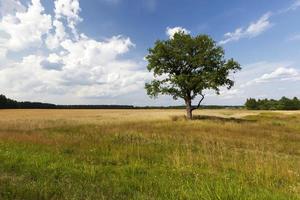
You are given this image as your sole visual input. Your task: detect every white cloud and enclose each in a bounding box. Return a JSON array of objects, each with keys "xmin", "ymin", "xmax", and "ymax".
[
  {"xmin": 218, "ymin": 89, "xmax": 242, "ymax": 99},
  {"xmin": 246, "ymin": 67, "xmax": 300, "ymax": 85},
  {"xmin": 54, "ymin": 0, "xmax": 81, "ymax": 21},
  {"xmin": 48, "ymin": 53, "xmax": 63, "ymax": 63},
  {"xmin": 0, "ymin": 0, "xmax": 150, "ymax": 102},
  {"xmin": 0, "ymin": 0, "xmax": 52, "ymax": 51},
  {"xmin": 58, "ymin": 35, "xmax": 149, "ymax": 96},
  {"xmin": 0, "ymin": 0, "xmax": 25, "ymax": 16},
  {"xmin": 229, "ymin": 64, "xmax": 299, "ymax": 101},
  {"xmin": 219, "ymin": 12, "xmax": 272, "ymax": 45},
  {"xmin": 0, "ymin": 46, "xmax": 7, "ymax": 59},
  {"xmin": 166, "ymin": 26, "xmax": 191, "ymax": 39},
  {"xmin": 54, "ymin": 0, "xmax": 81, "ymax": 38},
  {"xmin": 204, "ymin": 61, "xmax": 300, "ymax": 104},
  {"xmin": 236, "ymin": 62, "xmax": 297, "ymax": 88},
  {"xmin": 45, "ymin": 19, "xmax": 67, "ymax": 49},
  {"xmin": 0, "ymin": 55, "xmax": 64, "ymax": 95},
  {"xmin": 220, "ymin": 0, "xmax": 300, "ymax": 46}
]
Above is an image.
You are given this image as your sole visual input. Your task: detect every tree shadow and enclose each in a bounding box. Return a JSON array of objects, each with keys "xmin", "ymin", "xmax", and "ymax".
[{"xmin": 192, "ymin": 115, "xmax": 256, "ymax": 123}]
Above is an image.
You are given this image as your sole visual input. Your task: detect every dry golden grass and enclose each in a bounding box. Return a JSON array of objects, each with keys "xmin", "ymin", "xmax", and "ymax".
[
  {"xmin": 0, "ymin": 108, "xmax": 291, "ymax": 122},
  {"xmin": 0, "ymin": 109, "xmax": 299, "ymax": 200}
]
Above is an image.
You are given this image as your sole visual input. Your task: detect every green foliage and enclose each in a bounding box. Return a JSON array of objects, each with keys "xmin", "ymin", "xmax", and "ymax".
[
  {"xmin": 0, "ymin": 95, "xmax": 18, "ymax": 109},
  {"xmin": 145, "ymin": 32, "xmax": 241, "ymax": 102},
  {"xmin": 245, "ymin": 97, "xmax": 300, "ymax": 110}
]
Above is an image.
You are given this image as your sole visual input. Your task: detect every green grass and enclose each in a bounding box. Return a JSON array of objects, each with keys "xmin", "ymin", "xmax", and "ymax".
[{"xmin": 0, "ymin": 110, "xmax": 299, "ymax": 199}]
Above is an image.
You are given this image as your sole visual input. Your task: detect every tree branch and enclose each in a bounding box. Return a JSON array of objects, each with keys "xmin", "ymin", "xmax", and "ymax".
[{"xmin": 192, "ymin": 94, "xmax": 205, "ymax": 111}]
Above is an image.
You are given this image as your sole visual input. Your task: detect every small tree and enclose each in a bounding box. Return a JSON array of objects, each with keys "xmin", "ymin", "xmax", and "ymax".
[
  {"xmin": 245, "ymin": 98, "xmax": 259, "ymax": 110},
  {"xmin": 145, "ymin": 32, "xmax": 241, "ymax": 119}
]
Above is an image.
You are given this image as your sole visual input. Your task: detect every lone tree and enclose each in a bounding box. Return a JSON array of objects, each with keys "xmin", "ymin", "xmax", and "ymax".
[{"xmin": 145, "ymin": 32, "xmax": 241, "ymax": 119}]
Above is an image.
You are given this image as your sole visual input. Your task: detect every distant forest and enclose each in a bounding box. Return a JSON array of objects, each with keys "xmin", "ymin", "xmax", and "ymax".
[
  {"xmin": 245, "ymin": 97, "xmax": 300, "ymax": 110},
  {"xmin": 2, "ymin": 94, "xmax": 300, "ymax": 110},
  {"xmin": 0, "ymin": 94, "xmax": 133, "ymax": 109},
  {"xmin": 0, "ymin": 94, "xmax": 240, "ymax": 109}
]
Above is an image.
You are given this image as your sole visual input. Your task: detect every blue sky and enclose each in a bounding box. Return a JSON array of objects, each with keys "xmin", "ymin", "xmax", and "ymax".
[{"xmin": 0, "ymin": 0, "xmax": 300, "ymax": 106}]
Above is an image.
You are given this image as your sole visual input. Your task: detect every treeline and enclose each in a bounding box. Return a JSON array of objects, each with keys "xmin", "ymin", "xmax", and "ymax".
[
  {"xmin": 137, "ymin": 105, "xmax": 242, "ymax": 109},
  {"xmin": 0, "ymin": 94, "xmax": 242, "ymax": 109},
  {"xmin": 0, "ymin": 94, "xmax": 133, "ymax": 109},
  {"xmin": 245, "ymin": 97, "xmax": 300, "ymax": 110}
]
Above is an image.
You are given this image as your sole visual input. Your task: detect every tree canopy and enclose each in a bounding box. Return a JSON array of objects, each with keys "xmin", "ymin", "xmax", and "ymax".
[{"xmin": 145, "ymin": 32, "xmax": 241, "ymax": 119}]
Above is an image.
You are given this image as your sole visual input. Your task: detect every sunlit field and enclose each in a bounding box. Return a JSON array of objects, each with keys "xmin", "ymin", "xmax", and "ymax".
[{"xmin": 0, "ymin": 109, "xmax": 299, "ymax": 200}]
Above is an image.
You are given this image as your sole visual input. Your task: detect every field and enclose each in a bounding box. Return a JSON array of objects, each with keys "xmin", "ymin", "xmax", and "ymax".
[{"xmin": 0, "ymin": 109, "xmax": 299, "ymax": 200}]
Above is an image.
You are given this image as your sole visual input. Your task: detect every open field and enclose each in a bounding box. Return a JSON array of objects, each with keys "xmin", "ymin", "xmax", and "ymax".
[{"xmin": 0, "ymin": 109, "xmax": 299, "ymax": 200}]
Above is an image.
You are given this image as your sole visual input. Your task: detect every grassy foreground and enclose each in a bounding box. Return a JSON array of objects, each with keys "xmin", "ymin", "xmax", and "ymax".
[{"xmin": 0, "ymin": 109, "xmax": 299, "ymax": 200}]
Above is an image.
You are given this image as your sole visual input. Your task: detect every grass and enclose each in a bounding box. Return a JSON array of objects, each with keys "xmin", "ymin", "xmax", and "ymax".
[{"xmin": 0, "ymin": 109, "xmax": 299, "ymax": 199}]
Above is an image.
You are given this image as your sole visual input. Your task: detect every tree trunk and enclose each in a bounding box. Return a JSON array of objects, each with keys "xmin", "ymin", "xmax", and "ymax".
[{"xmin": 185, "ymin": 98, "xmax": 193, "ymax": 120}]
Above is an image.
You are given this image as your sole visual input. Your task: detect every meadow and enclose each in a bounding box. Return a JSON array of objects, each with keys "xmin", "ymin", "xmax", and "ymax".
[{"xmin": 0, "ymin": 109, "xmax": 299, "ymax": 200}]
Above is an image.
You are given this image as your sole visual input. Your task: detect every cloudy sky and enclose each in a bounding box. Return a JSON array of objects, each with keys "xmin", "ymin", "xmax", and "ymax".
[{"xmin": 0, "ymin": 0, "xmax": 300, "ymax": 106}]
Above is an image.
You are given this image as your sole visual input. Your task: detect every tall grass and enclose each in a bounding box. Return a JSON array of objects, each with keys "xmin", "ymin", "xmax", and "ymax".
[{"xmin": 0, "ymin": 109, "xmax": 299, "ymax": 199}]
